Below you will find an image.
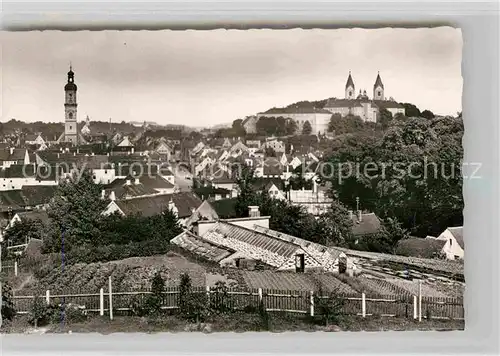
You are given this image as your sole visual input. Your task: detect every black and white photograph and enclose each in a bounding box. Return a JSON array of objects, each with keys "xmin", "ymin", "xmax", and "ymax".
[{"xmin": 0, "ymin": 28, "xmax": 465, "ymax": 334}]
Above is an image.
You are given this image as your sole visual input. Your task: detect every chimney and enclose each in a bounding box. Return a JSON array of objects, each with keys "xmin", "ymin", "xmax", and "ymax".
[
  {"xmin": 248, "ymin": 206, "xmax": 260, "ymax": 218},
  {"xmin": 131, "ymin": 147, "xmax": 135, "ymax": 154},
  {"xmin": 134, "ymin": 177, "xmax": 140, "ymax": 185},
  {"xmin": 91, "ymin": 152, "xmax": 95, "ymax": 156},
  {"xmin": 357, "ymin": 210, "xmax": 362, "ymax": 222},
  {"xmin": 57, "ymin": 153, "xmax": 60, "ymax": 159},
  {"xmin": 126, "ymin": 179, "xmax": 131, "ymax": 186},
  {"xmin": 9, "ymin": 147, "xmax": 14, "ymax": 155},
  {"xmin": 101, "ymin": 190, "xmax": 106, "ymax": 199},
  {"xmin": 73, "ymin": 152, "xmax": 76, "ymax": 156},
  {"xmin": 313, "ymin": 179, "xmax": 318, "ymax": 193},
  {"xmin": 76, "ymin": 148, "xmax": 79, "ymax": 154},
  {"xmin": 348, "ymin": 210, "xmax": 353, "ymax": 220},
  {"xmin": 109, "ymin": 191, "xmax": 116, "ymax": 201}
]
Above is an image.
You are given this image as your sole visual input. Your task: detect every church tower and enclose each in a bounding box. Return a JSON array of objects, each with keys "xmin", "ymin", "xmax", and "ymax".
[
  {"xmin": 373, "ymin": 72, "xmax": 385, "ymax": 100},
  {"xmin": 345, "ymin": 71, "xmax": 355, "ymax": 99},
  {"xmin": 64, "ymin": 65, "xmax": 78, "ymax": 145}
]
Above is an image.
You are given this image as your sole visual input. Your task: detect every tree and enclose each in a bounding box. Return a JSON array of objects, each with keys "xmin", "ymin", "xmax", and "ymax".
[
  {"xmin": 302, "ymin": 120, "xmax": 312, "ymax": 135},
  {"xmin": 315, "ymin": 201, "xmax": 354, "ymax": 247},
  {"xmin": 44, "ymin": 169, "xmax": 109, "ymax": 252},
  {"xmin": 232, "ymin": 119, "xmax": 246, "ymax": 137},
  {"xmin": 421, "ymin": 109, "xmax": 435, "ymax": 119},
  {"xmin": 285, "ymin": 119, "xmax": 298, "ymax": 135},
  {"xmin": 377, "ymin": 108, "xmax": 393, "ymax": 130},
  {"xmin": 401, "ymin": 103, "xmax": 421, "ymax": 118}
]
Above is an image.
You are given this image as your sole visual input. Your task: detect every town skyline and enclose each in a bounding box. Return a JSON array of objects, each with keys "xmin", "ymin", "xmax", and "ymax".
[{"xmin": 1, "ymin": 28, "xmax": 462, "ymax": 126}]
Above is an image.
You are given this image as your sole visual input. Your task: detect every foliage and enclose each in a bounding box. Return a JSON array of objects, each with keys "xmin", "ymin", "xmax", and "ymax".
[
  {"xmin": 324, "ymin": 114, "xmax": 463, "ymax": 241},
  {"xmin": 315, "ymin": 201, "xmax": 354, "ymax": 247},
  {"xmin": 256, "ymin": 116, "xmax": 297, "ymax": 137},
  {"xmin": 328, "ymin": 114, "xmax": 366, "ymax": 134},
  {"xmin": 177, "ymin": 273, "xmax": 209, "ymax": 323},
  {"xmin": 401, "ymin": 103, "xmax": 421, "ymax": 117},
  {"xmin": 1, "ymin": 282, "xmax": 16, "ymax": 322},
  {"xmin": 209, "ymin": 281, "xmax": 232, "ymax": 315},
  {"xmin": 232, "ymin": 119, "xmax": 246, "ymax": 137},
  {"xmin": 3, "ymin": 218, "xmax": 48, "ymax": 247},
  {"xmin": 378, "ymin": 108, "xmax": 393, "ymax": 130},
  {"xmin": 257, "ymin": 299, "xmax": 270, "ymax": 330},
  {"xmin": 421, "ymin": 110, "xmax": 435, "ymax": 119},
  {"xmin": 29, "ymin": 293, "xmax": 51, "ymax": 328},
  {"xmin": 130, "ymin": 272, "xmax": 166, "ymax": 317},
  {"xmin": 44, "ymin": 169, "xmax": 108, "ymax": 252},
  {"xmin": 313, "ymin": 286, "xmax": 345, "ymax": 327},
  {"xmin": 302, "ymin": 120, "xmax": 312, "ymax": 135}
]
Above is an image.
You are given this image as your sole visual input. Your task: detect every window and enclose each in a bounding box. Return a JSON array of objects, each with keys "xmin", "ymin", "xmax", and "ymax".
[
  {"xmin": 449, "ymin": 239, "xmax": 452, "ymax": 246},
  {"xmin": 69, "ymin": 125, "xmax": 72, "ymax": 130},
  {"xmin": 69, "ymin": 112, "xmax": 73, "ymax": 120},
  {"xmin": 378, "ymin": 91, "xmax": 381, "ymax": 96},
  {"xmin": 349, "ymin": 91, "xmax": 352, "ymax": 96}
]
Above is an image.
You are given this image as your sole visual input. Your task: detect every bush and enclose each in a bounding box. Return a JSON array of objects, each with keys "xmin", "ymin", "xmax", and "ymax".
[
  {"xmin": 130, "ymin": 272, "xmax": 166, "ymax": 317},
  {"xmin": 313, "ymin": 288, "xmax": 345, "ymax": 327},
  {"xmin": 258, "ymin": 300, "xmax": 270, "ymax": 331},
  {"xmin": 178, "ymin": 273, "xmax": 209, "ymax": 323},
  {"xmin": 209, "ymin": 281, "xmax": 232, "ymax": 315},
  {"xmin": 29, "ymin": 294, "xmax": 52, "ymax": 328},
  {"xmin": 1, "ymin": 282, "xmax": 16, "ymax": 322}
]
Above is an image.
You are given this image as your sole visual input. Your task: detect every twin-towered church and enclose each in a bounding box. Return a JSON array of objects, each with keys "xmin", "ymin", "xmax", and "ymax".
[{"xmin": 323, "ymin": 71, "xmax": 405, "ymax": 123}]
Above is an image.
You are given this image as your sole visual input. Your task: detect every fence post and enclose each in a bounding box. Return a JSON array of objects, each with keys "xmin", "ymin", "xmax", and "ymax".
[
  {"xmin": 14, "ymin": 261, "xmax": 18, "ymax": 276},
  {"xmin": 206, "ymin": 285, "xmax": 210, "ymax": 303},
  {"xmin": 418, "ymin": 280, "xmax": 422, "ymax": 322},
  {"xmin": 45, "ymin": 290, "xmax": 50, "ymax": 305},
  {"xmin": 310, "ymin": 291, "xmax": 314, "ymax": 317},
  {"xmin": 361, "ymin": 293, "xmax": 366, "ymax": 318},
  {"xmin": 258, "ymin": 288, "xmax": 263, "ymax": 302},
  {"xmin": 413, "ymin": 296, "xmax": 417, "ymax": 319},
  {"xmin": 100, "ymin": 288, "xmax": 104, "ymax": 316},
  {"xmin": 108, "ymin": 277, "xmax": 113, "ymax": 321}
]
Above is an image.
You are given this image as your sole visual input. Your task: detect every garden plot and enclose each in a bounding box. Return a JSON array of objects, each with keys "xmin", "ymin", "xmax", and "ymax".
[{"xmin": 386, "ymin": 279, "xmax": 447, "ymax": 298}]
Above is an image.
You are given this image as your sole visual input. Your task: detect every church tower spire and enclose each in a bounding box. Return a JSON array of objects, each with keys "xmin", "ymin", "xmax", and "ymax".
[
  {"xmin": 64, "ymin": 65, "xmax": 79, "ymax": 145},
  {"xmin": 373, "ymin": 71, "xmax": 385, "ymax": 100},
  {"xmin": 345, "ymin": 71, "xmax": 355, "ymax": 99}
]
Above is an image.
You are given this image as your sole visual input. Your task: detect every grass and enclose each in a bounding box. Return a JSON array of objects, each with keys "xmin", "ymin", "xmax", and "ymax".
[{"xmin": 1, "ymin": 313, "xmax": 464, "ymax": 334}]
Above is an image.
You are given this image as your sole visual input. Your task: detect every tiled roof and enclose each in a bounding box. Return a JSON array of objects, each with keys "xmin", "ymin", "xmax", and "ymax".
[
  {"xmin": 448, "ymin": 226, "xmax": 464, "ymax": 249},
  {"xmin": 395, "ymin": 238, "xmax": 446, "ymax": 259},
  {"xmin": 0, "ymin": 190, "xmax": 26, "ymax": 211},
  {"xmin": 115, "ymin": 192, "xmax": 202, "ymax": 218},
  {"xmin": 211, "ymin": 170, "xmax": 235, "ymax": 184},
  {"xmin": 324, "ymin": 98, "xmax": 362, "ymax": 108},
  {"xmin": 251, "ymin": 177, "xmax": 285, "ymax": 192},
  {"xmin": 104, "ymin": 179, "xmax": 158, "ymax": 200},
  {"xmin": 0, "ymin": 164, "xmax": 36, "ymax": 178},
  {"xmin": 259, "ymin": 107, "xmax": 332, "ymax": 115},
  {"xmin": 21, "ymin": 185, "xmax": 58, "ymax": 206},
  {"xmin": 351, "ymin": 212, "xmax": 382, "ymax": 236},
  {"xmin": 204, "ymin": 221, "xmax": 300, "ymax": 258},
  {"xmin": 171, "ymin": 230, "xmax": 234, "ymax": 263},
  {"xmin": 263, "ymin": 157, "xmax": 283, "ymax": 176},
  {"xmin": 138, "ymin": 175, "xmax": 175, "ymax": 190},
  {"xmin": 0, "ymin": 148, "xmax": 26, "ymax": 162}
]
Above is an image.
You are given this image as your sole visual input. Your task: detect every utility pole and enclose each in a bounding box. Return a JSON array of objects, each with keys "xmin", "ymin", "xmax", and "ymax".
[{"xmin": 356, "ymin": 196, "xmax": 360, "ymax": 211}]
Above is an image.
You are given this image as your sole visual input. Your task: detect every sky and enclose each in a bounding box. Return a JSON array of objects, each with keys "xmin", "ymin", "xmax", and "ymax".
[{"xmin": 0, "ymin": 28, "xmax": 463, "ymax": 127}]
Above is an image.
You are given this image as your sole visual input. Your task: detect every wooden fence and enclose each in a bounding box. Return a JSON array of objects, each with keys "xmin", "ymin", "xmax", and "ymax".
[{"xmin": 11, "ymin": 277, "xmax": 464, "ymax": 321}]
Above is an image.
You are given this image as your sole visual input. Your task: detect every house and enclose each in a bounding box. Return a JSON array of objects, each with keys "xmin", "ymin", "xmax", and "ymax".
[
  {"xmin": 435, "ymin": 226, "xmax": 464, "ymax": 260},
  {"xmin": 288, "ymin": 182, "xmax": 334, "ymax": 216},
  {"xmin": 251, "ymin": 178, "xmax": 286, "ymax": 201},
  {"xmin": 210, "ymin": 170, "xmax": 237, "ymax": 198},
  {"xmin": 103, "ymin": 177, "xmax": 159, "ymax": 200},
  {"xmin": 349, "ymin": 210, "xmax": 383, "ymax": 238},
  {"xmin": 25, "ymin": 133, "xmax": 46, "ymax": 146},
  {"xmin": 263, "ymin": 139, "xmax": 286, "ymax": 154},
  {"xmin": 0, "ymin": 148, "xmax": 30, "ymax": 168},
  {"xmin": 241, "ymin": 116, "xmax": 259, "ymax": 134},
  {"xmin": 0, "ymin": 165, "xmax": 59, "ymax": 191},
  {"xmin": 138, "ymin": 174, "xmax": 175, "ymax": 195},
  {"xmin": 173, "ymin": 206, "xmax": 355, "ymax": 274},
  {"xmin": 102, "ymin": 191, "xmax": 204, "ymax": 226},
  {"xmin": 7, "ymin": 210, "xmax": 50, "ymax": 230}
]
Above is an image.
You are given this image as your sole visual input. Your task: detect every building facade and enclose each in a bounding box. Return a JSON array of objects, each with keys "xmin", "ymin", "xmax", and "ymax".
[{"xmin": 324, "ymin": 72, "xmax": 406, "ymax": 122}]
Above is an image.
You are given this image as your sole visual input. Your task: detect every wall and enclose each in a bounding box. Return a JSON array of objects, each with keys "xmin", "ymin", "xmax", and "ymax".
[
  {"xmin": 438, "ymin": 230, "xmax": 464, "ymax": 260},
  {"xmin": 224, "ymin": 216, "xmax": 270, "ymax": 230}
]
